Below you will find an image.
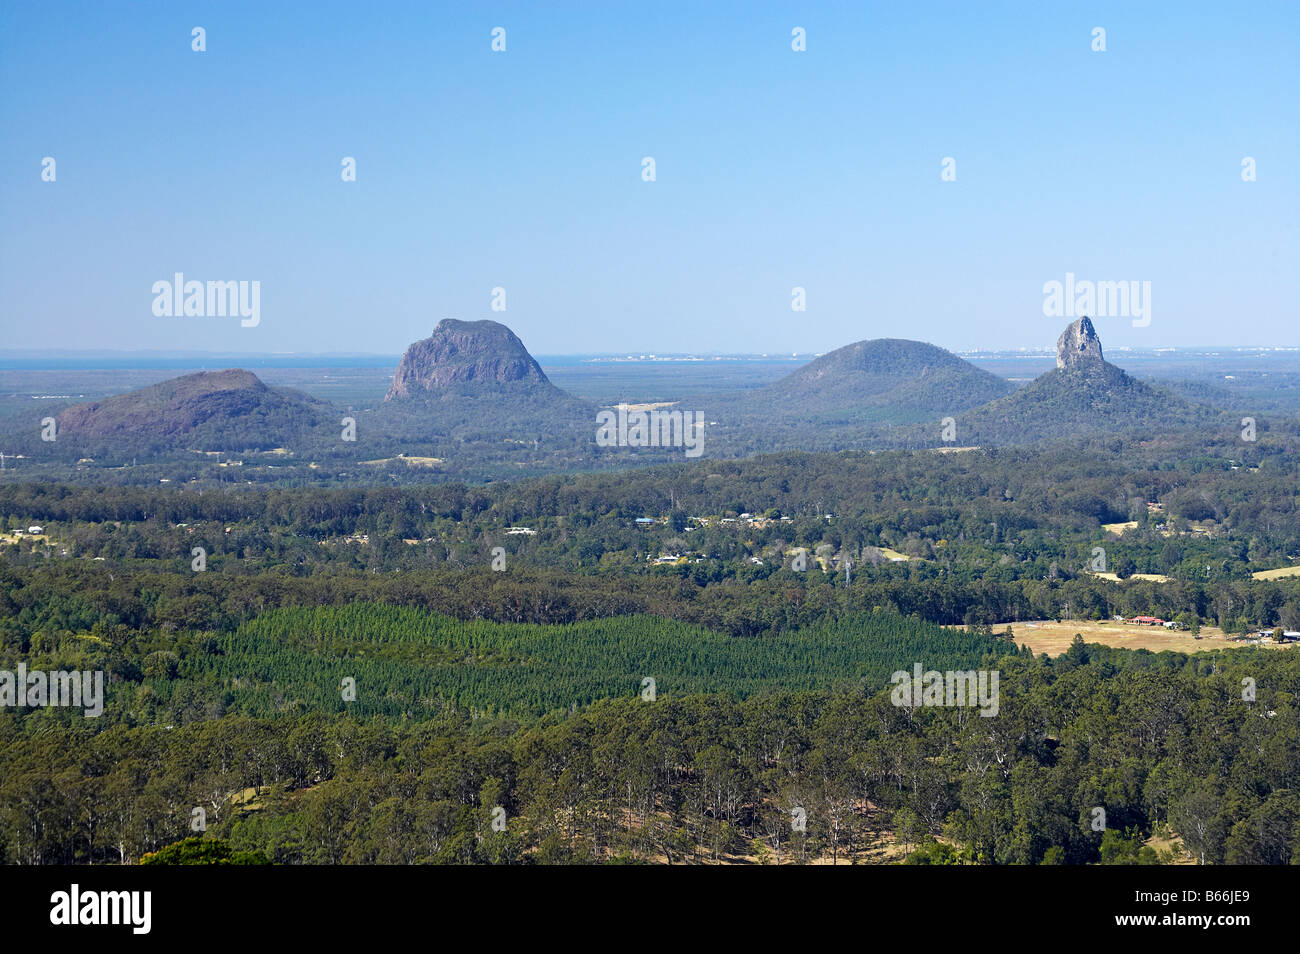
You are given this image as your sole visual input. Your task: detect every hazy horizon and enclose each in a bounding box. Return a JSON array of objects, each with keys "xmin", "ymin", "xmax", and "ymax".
[{"xmin": 4, "ymin": 339, "xmax": 1300, "ymax": 366}]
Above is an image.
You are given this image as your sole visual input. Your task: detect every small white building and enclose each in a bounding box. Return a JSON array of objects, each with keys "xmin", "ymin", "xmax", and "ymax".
[{"xmin": 27, "ymin": 526, "xmax": 43, "ymax": 534}]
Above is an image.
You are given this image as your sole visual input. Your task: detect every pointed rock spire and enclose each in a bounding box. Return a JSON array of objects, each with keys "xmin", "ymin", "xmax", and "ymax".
[{"xmin": 1056, "ymin": 317, "xmax": 1104, "ymax": 369}]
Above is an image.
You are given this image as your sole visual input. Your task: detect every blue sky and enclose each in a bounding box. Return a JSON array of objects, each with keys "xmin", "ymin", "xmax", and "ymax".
[{"xmin": 1, "ymin": 1, "xmax": 1296, "ymax": 356}]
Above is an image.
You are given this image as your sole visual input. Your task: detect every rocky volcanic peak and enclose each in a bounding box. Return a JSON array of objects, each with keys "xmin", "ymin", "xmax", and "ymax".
[
  {"xmin": 385, "ymin": 319, "xmax": 550, "ymax": 400},
  {"xmin": 1056, "ymin": 316, "xmax": 1104, "ymax": 369},
  {"xmin": 956, "ymin": 315, "xmax": 1211, "ymax": 445}
]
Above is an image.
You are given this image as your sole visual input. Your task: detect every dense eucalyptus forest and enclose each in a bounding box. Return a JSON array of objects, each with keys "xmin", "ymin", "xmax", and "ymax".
[
  {"xmin": 2, "ymin": 435, "xmax": 1298, "ymax": 864},
  {"xmin": 4, "ymin": 642, "xmax": 1296, "ymax": 865}
]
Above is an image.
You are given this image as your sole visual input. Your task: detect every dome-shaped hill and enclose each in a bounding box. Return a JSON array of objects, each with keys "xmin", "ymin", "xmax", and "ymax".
[
  {"xmin": 763, "ymin": 338, "xmax": 1012, "ymax": 412},
  {"xmin": 50, "ymin": 369, "xmax": 329, "ymax": 450}
]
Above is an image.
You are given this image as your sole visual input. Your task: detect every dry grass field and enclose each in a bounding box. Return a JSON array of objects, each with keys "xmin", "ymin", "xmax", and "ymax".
[
  {"xmin": 359, "ymin": 455, "xmax": 444, "ymax": 468},
  {"xmin": 1092, "ymin": 571, "xmax": 1172, "ymax": 583},
  {"xmin": 966, "ymin": 619, "xmax": 1291, "ymax": 655},
  {"xmin": 1252, "ymin": 565, "xmax": 1300, "ymax": 580},
  {"xmin": 0, "ymin": 531, "xmax": 48, "ymax": 545}
]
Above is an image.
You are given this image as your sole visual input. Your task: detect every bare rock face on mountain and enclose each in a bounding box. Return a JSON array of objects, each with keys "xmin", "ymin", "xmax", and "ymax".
[
  {"xmin": 1056, "ymin": 316, "xmax": 1104, "ymax": 369},
  {"xmin": 385, "ymin": 319, "xmax": 550, "ymax": 400},
  {"xmin": 957, "ymin": 316, "xmax": 1213, "ymax": 445}
]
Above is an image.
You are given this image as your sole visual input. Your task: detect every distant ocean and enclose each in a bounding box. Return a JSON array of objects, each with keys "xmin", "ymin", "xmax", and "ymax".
[
  {"xmin": 0, "ymin": 353, "xmax": 402, "ymax": 370},
  {"xmin": 0, "ymin": 352, "xmax": 813, "ymax": 371},
  {"xmin": 1, "ymin": 348, "xmax": 1294, "ymax": 371}
]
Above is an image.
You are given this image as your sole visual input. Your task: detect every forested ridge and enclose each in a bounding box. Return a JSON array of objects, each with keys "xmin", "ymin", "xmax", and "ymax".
[{"xmin": 3, "ymin": 643, "xmax": 1296, "ymax": 865}]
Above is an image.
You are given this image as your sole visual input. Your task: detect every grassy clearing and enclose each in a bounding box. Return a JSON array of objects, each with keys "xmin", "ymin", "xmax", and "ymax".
[
  {"xmin": 1092, "ymin": 571, "xmax": 1172, "ymax": 583},
  {"xmin": 1252, "ymin": 565, "xmax": 1300, "ymax": 580},
  {"xmin": 359, "ymin": 455, "xmax": 444, "ymax": 467},
  {"xmin": 0, "ymin": 532, "xmax": 48, "ymax": 545},
  {"xmin": 964, "ymin": 619, "xmax": 1261, "ymax": 656}
]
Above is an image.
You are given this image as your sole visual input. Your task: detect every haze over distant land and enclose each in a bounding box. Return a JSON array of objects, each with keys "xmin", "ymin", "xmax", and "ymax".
[
  {"xmin": 3, "ymin": 342, "xmax": 1299, "ymax": 369},
  {"xmin": 7, "ymin": 316, "xmax": 1280, "ymax": 482}
]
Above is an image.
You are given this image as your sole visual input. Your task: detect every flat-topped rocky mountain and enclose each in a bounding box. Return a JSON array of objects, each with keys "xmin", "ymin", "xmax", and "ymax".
[{"xmin": 385, "ymin": 319, "xmax": 552, "ymax": 400}]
